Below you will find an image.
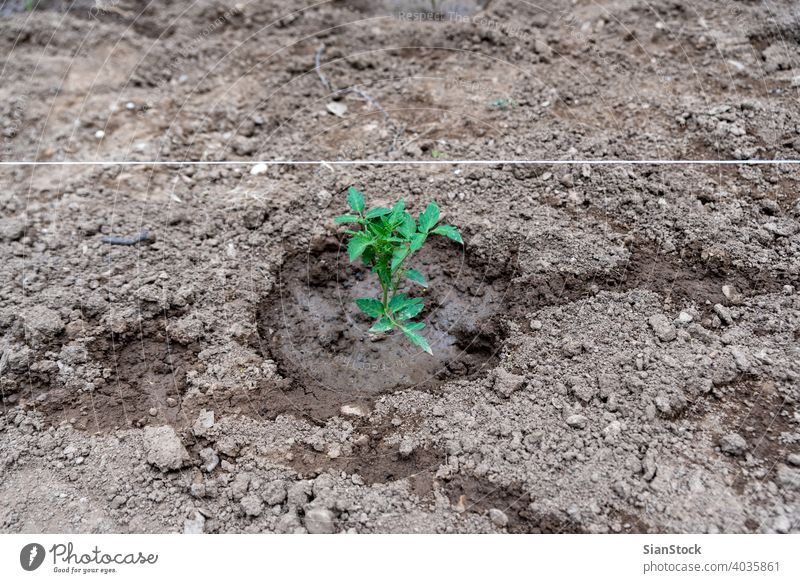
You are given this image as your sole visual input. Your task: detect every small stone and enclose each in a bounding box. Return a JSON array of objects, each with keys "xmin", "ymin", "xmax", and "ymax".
[
  {"xmin": 566, "ymin": 414, "xmax": 588, "ymax": 429},
  {"xmin": 776, "ymin": 465, "xmax": 800, "ymax": 491},
  {"xmin": 183, "ymin": 511, "xmax": 205, "ymax": 534},
  {"xmin": 677, "ymin": 311, "xmax": 693, "ymax": 324},
  {"xmin": 262, "ymin": 480, "xmax": 287, "ymax": 506},
  {"xmin": 241, "ymin": 494, "xmax": 264, "ymax": 517},
  {"xmin": 250, "ymin": 163, "xmax": 267, "ymax": 175},
  {"xmin": 714, "ymin": 304, "xmax": 733, "ymax": 326},
  {"xmin": 719, "ymin": 433, "xmax": 747, "ymax": 456},
  {"xmin": 561, "ymin": 338, "xmax": 584, "ymax": 357},
  {"xmin": 143, "ymin": 425, "xmax": 190, "ymax": 471},
  {"xmin": 398, "ymin": 438, "xmax": 415, "ymax": 458},
  {"xmin": 216, "ymin": 436, "xmax": 239, "ymax": 457},
  {"xmin": 193, "ymin": 409, "xmax": 215, "ymax": 436},
  {"xmin": 230, "ymin": 473, "xmax": 251, "ymax": 500},
  {"xmin": 787, "ymin": 453, "xmax": 800, "ymax": 467},
  {"xmin": 488, "ymin": 508, "xmax": 509, "ymax": 527},
  {"xmin": 304, "ymin": 507, "xmax": 335, "ymax": 534},
  {"xmin": 0, "ymin": 217, "xmax": 25, "ymax": 241},
  {"xmin": 530, "ymin": 319, "xmax": 543, "ymax": 331},
  {"xmin": 571, "ymin": 383, "xmax": 597, "ymax": 403},
  {"xmin": 773, "ymin": 515, "xmax": 791, "ymax": 534},
  {"xmin": 722, "ymin": 285, "xmax": 743, "ymax": 305},
  {"xmin": 648, "ymin": 314, "xmax": 676, "ymax": 342},
  {"xmin": 493, "ymin": 369, "xmax": 525, "ymax": 398},
  {"xmin": 340, "ymin": 404, "xmax": 366, "ymax": 417},
  {"xmin": 198, "ymin": 447, "xmax": 219, "ymax": 473},
  {"xmin": 326, "ymin": 102, "xmax": 348, "ymax": 117},
  {"xmin": 21, "ymin": 306, "xmax": 65, "ymax": 341},
  {"xmin": 148, "ymin": 408, "xmax": 158, "ymax": 417},
  {"xmin": 729, "ymin": 346, "xmax": 750, "ymax": 371},
  {"xmin": 602, "ymin": 421, "xmax": 622, "ymax": 442}
]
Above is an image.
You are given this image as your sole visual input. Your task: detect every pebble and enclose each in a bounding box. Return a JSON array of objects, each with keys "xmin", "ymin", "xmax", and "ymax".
[
  {"xmin": 648, "ymin": 314, "xmax": 677, "ymax": 342},
  {"xmin": 193, "ymin": 409, "xmax": 215, "ymax": 436},
  {"xmin": 262, "ymin": 480, "xmax": 288, "ymax": 506},
  {"xmin": 493, "ymin": 369, "xmax": 525, "ymax": 398},
  {"xmin": 677, "ymin": 311, "xmax": 693, "ymax": 324},
  {"xmin": 773, "ymin": 515, "xmax": 791, "ymax": 534},
  {"xmin": 241, "ymin": 495, "xmax": 264, "ymax": 517},
  {"xmin": 0, "ymin": 217, "xmax": 25, "ymax": 241},
  {"xmin": 304, "ymin": 507, "xmax": 335, "ymax": 534},
  {"xmin": 719, "ymin": 433, "xmax": 747, "ymax": 456},
  {"xmin": 566, "ymin": 414, "xmax": 588, "ymax": 429},
  {"xmin": 398, "ymin": 438, "xmax": 415, "ymax": 458},
  {"xmin": 776, "ymin": 465, "xmax": 800, "ymax": 491},
  {"xmin": 199, "ymin": 447, "xmax": 219, "ymax": 473},
  {"xmin": 713, "ymin": 304, "xmax": 733, "ymax": 326},
  {"xmin": 183, "ymin": 511, "xmax": 205, "ymax": 534},
  {"xmin": 488, "ymin": 508, "xmax": 509, "ymax": 527},
  {"xmin": 787, "ymin": 453, "xmax": 800, "ymax": 467},
  {"xmin": 250, "ymin": 163, "xmax": 267, "ymax": 175},
  {"xmin": 143, "ymin": 425, "xmax": 190, "ymax": 471},
  {"xmin": 340, "ymin": 404, "xmax": 366, "ymax": 417}
]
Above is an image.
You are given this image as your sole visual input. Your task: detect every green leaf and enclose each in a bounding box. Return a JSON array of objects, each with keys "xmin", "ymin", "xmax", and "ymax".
[
  {"xmin": 389, "ymin": 198, "xmax": 405, "ymax": 223},
  {"xmin": 369, "ymin": 317, "xmax": 394, "ymax": 333},
  {"xmin": 348, "ymin": 234, "xmax": 371, "ymax": 262},
  {"xmin": 397, "ymin": 301, "xmax": 424, "ymax": 320},
  {"xmin": 388, "ymin": 293, "xmax": 411, "ymax": 312},
  {"xmin": 402, "ymin": 329, "xmax": 432, "ymax": 355},
  {"xmin": 397, "ymin": 212, "xmax": 416, "ymax": 239},
  {"xmin": 334, "ymin": 214, "xmax": 360, "ymax": 224},
  {"xmin": 362, "ymin": 246, "xmax": 376, "ymax": 266},
  {"xmin": 365, "ymin": 207, "xmax": 391, "ymax": 219},
  {"xmin": 348, "ymin": 187, "xmax": 365, "ymax": 214},
  {"xmin": 431, "ymin": 224, "xmax": 463, "ymax": 244},
  {"xmin": 391, "ymin": 245, "xmax": 410, "ymax": 273},
  {"xmin": 418, "ymin": 201, "xmax": 440, "ymax": 233},
  {"xmin": 410, "ymin": 232, "xmax": 427, "ymax": 252},
  {"xmin": 405, "ymin": 268, "xmax": 428, "ymax": 287},
  {"xmin": 355, "ymin": 298, "xmax": 384, "ymax": 318},
  {"xmin": 403, "ymin": 321, "xmax": 425, "ymax": 331},
  {"xmin": 390, "ymin": 294, "xmax": 423, "ymax": 313}
]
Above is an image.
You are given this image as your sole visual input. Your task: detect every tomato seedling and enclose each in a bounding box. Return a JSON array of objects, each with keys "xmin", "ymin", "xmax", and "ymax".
[{"xmin": 335, "ymin": 186, "xmax": 463, "ymax": 354}]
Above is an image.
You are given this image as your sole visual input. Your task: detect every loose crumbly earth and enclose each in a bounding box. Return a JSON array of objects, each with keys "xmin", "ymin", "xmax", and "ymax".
[{"xmin": 1, "ymin": 0, "xmax": 799, "ymax": 533}]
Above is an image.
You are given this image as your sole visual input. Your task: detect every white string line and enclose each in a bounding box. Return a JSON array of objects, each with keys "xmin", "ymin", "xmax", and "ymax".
[{"xmin": 0, "ymin": 159, "xmax": 799, "ymax": 165}]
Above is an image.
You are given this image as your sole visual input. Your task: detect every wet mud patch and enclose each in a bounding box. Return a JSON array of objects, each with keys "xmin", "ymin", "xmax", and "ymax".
[
  {"xmin": 286, "ymin": 419, "xmax": 443, "ymax": 497},
  {"xmin": 37, "ymin": 323, "xmax": 202, "ymax": 432},
  {"xmin": 442, "ymin": 475, "xmax": 583, "ymax": 533},
  {"xmin": 340, "ymin": 0, "xmax": 490, "ymax": 18},
  {"xmin": 509, "ymin": 239, "xmax": 791, "ymax": 321},
  {"xmin": 694, "ymin": 378, "xmax": 798, "ymax": 486},
  {"xmin": 257, "ymin": 237, "xmax": 503, "ymax": 421}
]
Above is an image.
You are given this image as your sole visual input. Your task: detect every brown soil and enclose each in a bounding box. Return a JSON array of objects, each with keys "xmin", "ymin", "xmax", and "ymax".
[{"xmin": 257, "ymin": 236, "xmax": 502, "ymax": 421}]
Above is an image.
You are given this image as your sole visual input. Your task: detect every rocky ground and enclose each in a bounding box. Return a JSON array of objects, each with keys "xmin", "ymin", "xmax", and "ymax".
[{"xmin": 0, "ymin": 0, "xmax": 799, "ymax": 533}]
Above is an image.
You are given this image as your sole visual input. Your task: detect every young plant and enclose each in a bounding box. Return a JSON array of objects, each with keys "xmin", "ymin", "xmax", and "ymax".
[{"xmin": 334, "ymin": 186, "xmax": 463, "ymax": 355}]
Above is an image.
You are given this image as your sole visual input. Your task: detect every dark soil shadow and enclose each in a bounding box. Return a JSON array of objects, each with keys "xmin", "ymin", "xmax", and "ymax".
[
  {"xmin": 37, "ymin": 322, "xmax": 202, "ymax": 432},
  {"xmin": 286, "ymin": 418, "xmax": 443, "ymax": 498},
  {"xmin": 442, "ymin": 475, "xmax": 583, "ymax": 533},
  {"xmin": 506, "ymin": 237, "xmax": 792, "ymax": 322}
]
